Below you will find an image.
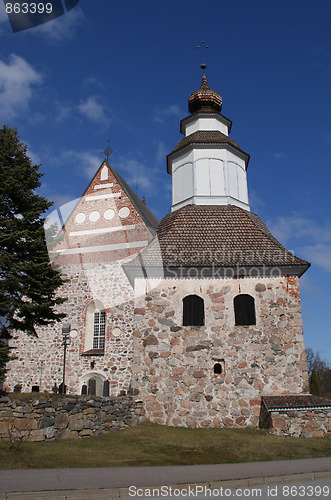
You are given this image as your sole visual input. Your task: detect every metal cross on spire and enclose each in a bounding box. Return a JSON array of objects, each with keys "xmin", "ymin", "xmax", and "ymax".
[
  {"xmin": 101, "ymin": 140, "xmax": 115, "ymax": 162},
  {"xmin": 197, "ymin": 40, "xmax": 208, "ymax": 71}
]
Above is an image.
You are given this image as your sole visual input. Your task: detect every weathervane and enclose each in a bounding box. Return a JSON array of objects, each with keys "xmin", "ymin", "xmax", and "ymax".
[
  {"xmin": 101, "ymin": 140, "xmax": 115, "ymax": 161},
  {"xmin": 197, "ymin": 40, "xmax": 208, "ymax": 71}
]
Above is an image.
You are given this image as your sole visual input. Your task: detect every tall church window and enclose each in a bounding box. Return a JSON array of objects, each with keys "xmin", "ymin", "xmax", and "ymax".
[
  {"xmin": 234, "ymin": 294, "xmax": 256, "ymax": 326},
  {"xmin": 183, "ymin": 295, "xmax": 204, "ymax": 326},
  {"xmin": 93, "ymin": 311, "xmax": 105, "ymax": 349},
  {"xmin": 84, "ymin": 299, "xmax": 106, "ymax": 353}
]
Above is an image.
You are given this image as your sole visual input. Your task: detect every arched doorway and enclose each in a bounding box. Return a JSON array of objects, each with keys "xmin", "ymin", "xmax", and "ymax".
[{"xmin": 81, "ymin": 373, "xmax": 109, "ymax": 397}]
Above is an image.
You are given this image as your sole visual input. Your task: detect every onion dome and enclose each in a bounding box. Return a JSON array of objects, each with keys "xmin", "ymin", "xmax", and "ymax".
[{"xmin": 188, "ymin": 74, "xmax": 223, "ymax": 114}]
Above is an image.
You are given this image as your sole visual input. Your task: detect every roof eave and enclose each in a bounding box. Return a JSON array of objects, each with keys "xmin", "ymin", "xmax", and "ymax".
[
  {"xmin": 122, "ymin": 264, "xmax": 310, "ymax": 281},
  {"xmin": 167, "ymin": 142, "xmax": 250, "ymax": 174}
]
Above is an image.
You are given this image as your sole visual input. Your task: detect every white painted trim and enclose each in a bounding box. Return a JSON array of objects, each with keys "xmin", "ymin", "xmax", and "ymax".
[
  {"xmin": 269, "ymin": 407, "xmax": 331, "ymax": 412},
  {"xmin": 57, "ymin": 240, "xmax": 148, "ymax": 255},
  {"xmin": 94, "ymin": 183, "xmax": 114, "ymax": 190},
  {"xmin": 69, "ymin": 225, "xmax": 136, "ymax": 237},
  {"xmin": 86, "ymin": 193, "xmax": 121, "ymax": 201}
]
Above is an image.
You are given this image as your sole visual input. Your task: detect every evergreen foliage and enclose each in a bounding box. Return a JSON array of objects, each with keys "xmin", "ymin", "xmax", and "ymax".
[
  {"xmin": 0, "ymin": 125, "xmax": 66, "ymax": 380},
  {"xmin": 309, "ymin": 368, "xmax": 322, "ymax": 397}
]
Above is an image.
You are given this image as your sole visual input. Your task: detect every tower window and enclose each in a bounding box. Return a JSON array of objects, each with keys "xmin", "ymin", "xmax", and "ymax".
[
  {"xmin": 183, "ymin": 295, "xmax": 204, "ymax": 326},
  {"xmin": 93, "ymin": 311, "xmax": 106, "ymax": 349},
  {"xmin": 234, "ymin": 294, "xmax": 256, "ymax": 326}
]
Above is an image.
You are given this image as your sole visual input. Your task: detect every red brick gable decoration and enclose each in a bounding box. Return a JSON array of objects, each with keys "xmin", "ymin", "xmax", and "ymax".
[{"xmin": 53, "ymin": 161, "xmax": 158, "ymax": 266}]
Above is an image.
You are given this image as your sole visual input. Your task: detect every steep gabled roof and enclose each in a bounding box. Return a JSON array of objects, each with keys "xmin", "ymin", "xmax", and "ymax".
[
  {"xmin": 106, "ymin": 162, "xmax": 159, "ymax": 233},
  {"xmin": 53, "ymin": 161, "xmax": 158, "ymax": 265}
]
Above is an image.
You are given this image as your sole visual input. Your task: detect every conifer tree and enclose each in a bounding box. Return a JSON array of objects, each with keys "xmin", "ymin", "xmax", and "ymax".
[
  {"xmin": 0, "ymin": 125, "xmax": 66, "ymax": 381},
  {"xmin": 310, "ymin": 368, "xmax": 322, "ymax": 397}
]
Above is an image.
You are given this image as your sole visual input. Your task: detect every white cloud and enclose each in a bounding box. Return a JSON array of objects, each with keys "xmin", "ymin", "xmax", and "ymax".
[
  {"xmin": 115, "ymin": 148, "xmax": 170, "ymax": 199},
  {"xmin": 55, "ymin": 102, "xmax": 73, "ymax": 122},
  {"xmin": 83, "ymin": 76, "xmax": 106, "ymax": 91},
  {"xmin": 268, "ymin": 214, "xmax": 331, "ymax": 274},
  {"xmin": 153, "ymin": 104, "xmax": 183, "ymax": 125},
  {"xmin": 116, "ymin": 157, "xmax": 154, "ymax": 194},
  {"xmin": 301, "ymin": 243, "xmax": 331, "ymax": 273},
  {"xmin": 155, "ymin": 141, "xmax": 168, "ymax": 166},
  {"xmin": 58, "ymin": 150, "xmax": 102, "ymax": 179},
  {"xmin": 273, "ymin": 152, "xmax": 284, "ymax": 160},
  {"xmin": 55, "ymin": 96, "xmax": 110, "ymax": 127},
  {"xmin": 248, "ymin": 189, "xmax": 266, "ymax": 212},
  {"xmin": 29, "ymin": 7, "xmax": 84, "ymax": 44},
  {"xmin": 23, "ymin": 142, "xmax": 41, "ymax": 165},
  {"xmin": 269, "ymin": 215, "xmax": 331, "ymax": 246},
  {"xmin": 78, "ymin": 96, "xmax": 109, "ymax": 124},
  {"xmin": 0, "ymin": 54, "xmax": 43, "ymax": 119}
]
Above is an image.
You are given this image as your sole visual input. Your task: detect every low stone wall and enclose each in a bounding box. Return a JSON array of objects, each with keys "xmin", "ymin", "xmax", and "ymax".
[
  {"xmin": 261, "ymin": 408, "xmax": 331, "ymax": 438},
  {"xmin": 0, "ymin": 395, "xmax": 145, "ymax": 441}
]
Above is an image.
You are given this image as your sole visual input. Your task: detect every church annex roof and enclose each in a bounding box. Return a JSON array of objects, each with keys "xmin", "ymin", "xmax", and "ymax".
[
  {"xmin": 262, "ymin": 395, "xmax": 331, "ymax": 411},
  {"xmin": 123, "ymin": 205, "xmax": 310, "ymax": 280}
]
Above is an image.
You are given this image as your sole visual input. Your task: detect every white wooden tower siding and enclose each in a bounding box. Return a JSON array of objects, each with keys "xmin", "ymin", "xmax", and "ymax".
[{"xmin": 167, "ymin": 74, "xmax": 250, "ymax": 212}]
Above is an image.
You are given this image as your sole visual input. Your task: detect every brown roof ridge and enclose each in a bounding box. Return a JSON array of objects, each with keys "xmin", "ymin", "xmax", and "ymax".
[
  {"xmin": 262, "ymin": 394, "xmax": 331, "ymax": 410},
  {"xmin": 172, "ymin": 130, "xmax": 243, "ymax": 153},
  {"xmin": 243, "ymin": 209, "xmax": 288, "ymax": 251},
  {"xmin": 123, "ymin": 204, "xmax": 310, "ymax": 276}
]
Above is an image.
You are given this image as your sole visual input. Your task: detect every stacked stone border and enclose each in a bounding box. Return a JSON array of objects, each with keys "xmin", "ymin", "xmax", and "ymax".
[
  {"xmin": 259, "ymin": 398, "xmax": 331, "ymax": 438},
  {"xmin": 0, "ymin": 395, "xmax": 145, "ymax": 442}
]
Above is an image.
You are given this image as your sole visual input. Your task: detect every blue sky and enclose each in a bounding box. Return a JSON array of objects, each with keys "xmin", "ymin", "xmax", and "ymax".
[{"xmin": 1, "ymin": 0, "xmax": 331, "ymax": 363}]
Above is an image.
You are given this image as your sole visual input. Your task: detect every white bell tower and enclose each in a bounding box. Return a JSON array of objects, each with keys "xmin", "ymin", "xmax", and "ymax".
[{"xmin": 167, "ymin": 73, "xmax": 250, "ymax": 212}]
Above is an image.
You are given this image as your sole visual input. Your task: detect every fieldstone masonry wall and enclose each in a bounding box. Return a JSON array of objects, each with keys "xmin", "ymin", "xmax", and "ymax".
[
  {"xmin": 260, "ymin": 409, "xmax": 331, "ymax": 438},
  {"xmin": 5, "ymin": 260, "xmax": 135, "ymax": 395},
  {"xmin": 132, "ymin": 276, "xmax": 309, "ymax": 428},
  {"xmin": 0, "ymin": 396, "xmax": 145, "ymax": 441}
]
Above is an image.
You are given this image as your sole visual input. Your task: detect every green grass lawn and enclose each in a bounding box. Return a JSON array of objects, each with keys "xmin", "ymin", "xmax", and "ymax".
[{"xmin": 0, "ymin": 421, "xmax": 330, "ymax": 469}]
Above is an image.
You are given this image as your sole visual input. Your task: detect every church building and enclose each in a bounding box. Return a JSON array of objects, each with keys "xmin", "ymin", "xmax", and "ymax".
[{"xmin": 5, "ymin": 71, "xmax": 316, "ymax": 430}]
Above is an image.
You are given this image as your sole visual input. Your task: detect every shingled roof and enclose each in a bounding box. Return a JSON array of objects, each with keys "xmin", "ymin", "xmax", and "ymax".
[
  {"xmin": 167, "ymin": 131, "xmax": 250, "ymax": 173},
  {"xmin": 263, "ymin": 395, "xmax": 331, "ymax": 411},
  {"xmin": 123, "ymin": 205, "xmax": 310, "ymax": 281},
  {"xmin": 188, "ymin": 73, "xmax": 223, "ymax": 114}
]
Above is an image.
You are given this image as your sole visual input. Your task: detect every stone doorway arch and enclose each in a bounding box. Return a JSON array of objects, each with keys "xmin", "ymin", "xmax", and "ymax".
[{"xmin": 80, "ymin": 373, "xmax": 109, "ymax": 397}]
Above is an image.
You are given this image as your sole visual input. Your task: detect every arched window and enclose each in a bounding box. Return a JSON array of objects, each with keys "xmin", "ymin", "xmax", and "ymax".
[
  {"xmin": 234, "ymin": 294, "xmax": 256, "ymax": 326},
  {"xmin": 84, "ymin": 300, "xmax": 106, "ymax": 353},
  {"xmin": 93, "ymin": 311, "xmax": 105, "ymax": 349},
  {"xmin": 100, "ymin": 164, "xmax": 109, "ymax": 181},
  {"xmin": 183, "ymin": 295, "xmax": 204, "ymax": 326}
]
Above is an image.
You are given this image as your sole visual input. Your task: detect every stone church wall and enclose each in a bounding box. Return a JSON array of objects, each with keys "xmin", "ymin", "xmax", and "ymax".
[
  {"xmin": 131, "ymin": 276, "xmax": 309, "ymax": 428},
  {"xmin": 5, "ymin": 260, "xmax": 135, "ymax": 396}
]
